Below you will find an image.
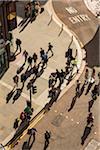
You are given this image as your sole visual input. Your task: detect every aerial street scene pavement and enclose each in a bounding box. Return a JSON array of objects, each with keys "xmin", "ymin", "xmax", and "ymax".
[{"xmin": 0, "ymin": 0, "xmax": 99, "ymax": 150}]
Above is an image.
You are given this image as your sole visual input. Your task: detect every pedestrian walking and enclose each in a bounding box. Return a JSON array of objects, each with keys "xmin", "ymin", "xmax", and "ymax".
[
  {"xmin": 71, "ymin": 58, "xmax": 79, "ymax": 73},
  {"xmin": 91, "ymin": 84, "xmax": 99, "ymax": 100},
  {"xmin": 76, "ymin": 80, "xmax": 81, "ymax": 96},
  {"xmin": 47, "ymin": 42, "xmax": 53, "ymax": 56},
  {"xmin": 91, "ymin": 68, "xmax": 95, "ymax": 82},
  {"xmin": 40, "ymin": 48, "xmax": 45, "ymax": 60},
  {"xmin": 27, "ymin": 128, "xmax": 37, "ymax": 136},
  {"xmin": 65, "ymin": 48, "xmax": 73, "ymax": 65},
  {"xmin": 23, "ymin": 50, "xmax": 28, "ymax": 62},
  {"xmin": 15, "ymin": 38, "xmax": 22, "ymax": 53},
  {"xmin": 13, "ymin": 75, "xmax": 19, "ymax": 87},
  {"xmin": 24, "ymin": 4, "xmax": 29, "ymax": 18},
  {"xmin": 28, "ymin": 56, "xmax": 33, "ymax": 68},
  {"xmin": 48, "ymin": 75, "xmax": 54, "ymax": 88},
  {"xmin": 33, "ymin": 52, "xmax": 38, "ymax": 65},
  {"xmin": 13, "ymin": 118, "xmax": 19, "ymax": 129},
  {"xmin": 87, "ymin": 112, "xmax": 94, "ymax": 125},
  {"xmin": 84, "ymin": 68, "xmax": 89, "ymax": 85},
  {"xmin": 27, "ymin": 2, "xmax": 32, "ymax": 18},
  {"xmin": 20, "ymin": 112, "xmax": 26, "ymax": 122},
  {"xmin": 42, "ymin": 52, "xmax": 48, "ymax": 68},
  {"xmin": 60, "ymin": 69, "xmax": 66, "ymax": 83},
  {"xmin": 85, "ymin": 77, "xmax": 95, "ymax": 95},
  {"xmin": 98, "ymin": 72, "xmax": 100, "ymax": 80},
  {"xmin": 44, "ymin": 131, "xmax": 51, "ymax": 150},
  {"xmin": 81, "ymin": 123, "xmax": 93, "ymax": 145}
]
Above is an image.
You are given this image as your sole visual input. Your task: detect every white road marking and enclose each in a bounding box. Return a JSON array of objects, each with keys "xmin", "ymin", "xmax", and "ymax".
[
  {"xmin": 69, "ymin": 14, "xmax": 91, "ymax": 24},
  {"xmin": 65, "ymin": 7, "xmax": 78, "ymax": 14},
  {"xmin": 0, "ymin": 80, "xmax": 37, "ymax": 104}
]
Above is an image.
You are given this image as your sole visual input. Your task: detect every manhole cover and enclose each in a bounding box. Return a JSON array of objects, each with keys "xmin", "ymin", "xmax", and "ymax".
[{"xmin": 51, "ymin": 114, "xmax": 65, "ymax": 127}]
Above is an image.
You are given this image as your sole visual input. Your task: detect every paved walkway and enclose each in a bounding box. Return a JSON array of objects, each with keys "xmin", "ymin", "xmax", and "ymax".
[{"xmin": 0, "ymin": 1, "xmax": 84, "ymax": 146}]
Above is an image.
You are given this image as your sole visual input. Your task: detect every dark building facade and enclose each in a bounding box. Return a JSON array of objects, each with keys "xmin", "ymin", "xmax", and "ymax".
[{"xmin": 0, "ymin": 1, "xmax": 17, "ymax": 78}]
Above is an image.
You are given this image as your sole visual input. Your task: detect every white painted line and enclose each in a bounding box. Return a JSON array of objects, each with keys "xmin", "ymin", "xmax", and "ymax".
[{"xmin": 0, "ymin": 80, "xmax": 38, "ymax": 105}]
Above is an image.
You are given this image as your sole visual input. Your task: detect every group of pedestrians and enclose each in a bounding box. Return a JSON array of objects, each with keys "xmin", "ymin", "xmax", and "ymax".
[
  {"xmin": 65, "ymin": 48, "xmax": 79, "ymax": 73},
  {"xmin": 75, "ymin": 68, "xmax": 99, "ymax": 145},
  {"xmin": 9, "ymin": 41, "xmax": 54, "ymax": 130},
  {"xmin": 24, "ymin": 1, "xmax": 43, "ymax": 20},
  {"xmin": 67, "ymin": 67, "xmax": 99, "ymax": 145},
  {"xmin": 48, "ymin": 47, "xmax": 78, "ymax": 94},
  {"xmin": 22, "ymin": 128, "xmax": 51, "ymax": 150},
  {"xmin": 13, "ymin": 101, "xmax": 33, "ymax": 129},
  {"xmin": 13, "ymin": 42, "xmax": 53, "ymax": 87},
  {"xmin": 46, "ymin": 47, "xmax": 79, "ymax": 111}
]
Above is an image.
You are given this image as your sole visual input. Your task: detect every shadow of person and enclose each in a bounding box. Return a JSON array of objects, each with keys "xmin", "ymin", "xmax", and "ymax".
[
  {"xmin": 36, "ymin": 67, "xmax": 44, "ymax": 78},
  {"xmin": 6, "ymin": 86, "xmax": 16, "ymax": 103},
  {"xmin": 17, "ymin": 62, "xmax": 25, "ymax": 74},
  {"xmin": 44, "ymin": 140, "xmax": 50, "ymax": 150},
  {"xmin": 26, "ymin": 128, "xmax": 37, "ymax": 149},
  {"xmin": 81, "ymin": 123, "xmax": 93, "ymax": 145},
  {"xmin": 88, "ymin": 99, "xmax": 95, "ymax": 112},
  {"xmin": 78, "ymin": 83, "xmax": 86, "ymax": 98},
  {"xmin": 85, "ymin": 82, "xmax": 94, "ymax": 95},
  {"xmin": 19, "ymin": 18, "xmax": 31, "ymax": 33},
  {"xmin": 43, "ymin": 131, "xmax": 51, "ymax": 150},
  {"xmin": 12, "ymin": 88, "xmax": 22, "ymax": 104},
  {"xmin": 22, "ymin": 133, "xmax": 35, "ymax": 150},
  {"xmin": 18, "ymin": 17, "xmax": 28, "ymax": 27},
  {"xmin": 68, "ymin": 95, "xmax": 77, "ymax": 112},
  {"xmin": 48, "ymin": 86, "xmax": 61, "ymax": 107},
  {"xmin": 27, "ymin": 134, "xmax": 35, "ymax": 149},
  {"xmin": 12, "ymin": 83, "xmax": 24, "ymax": 104},
  {"xmin": 22, "ymin": 141, "xmax": 29, "ymax": 150}
]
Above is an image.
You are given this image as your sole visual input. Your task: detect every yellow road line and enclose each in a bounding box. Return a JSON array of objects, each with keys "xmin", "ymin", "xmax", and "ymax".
[{"xmin": 5, "ymin": 110, "xmax": 45, "ymax": 150}]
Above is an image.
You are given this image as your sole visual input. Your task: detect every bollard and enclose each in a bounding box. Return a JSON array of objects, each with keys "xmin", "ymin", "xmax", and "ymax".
[
  {"xmin": 58, "ymin": 24, "xmax": 64, "ymax": 36},
  {"xmin": 48, "ymin": 14, "xmax": 53, "ymax": 26}
]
